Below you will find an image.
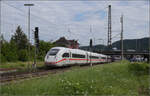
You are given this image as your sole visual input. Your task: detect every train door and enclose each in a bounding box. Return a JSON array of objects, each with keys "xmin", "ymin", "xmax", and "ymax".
[
  {"xmin": 68, "ymin": 50, "xmax": 71, "ymax": 65},
  {"xmin": 66, "ymin": 50, "xmax": 70, "ymax": 65},
  {"xmin": 62, "ymin": 51, "xmax": 70, "ymax": 66},
  {"xmin": 99, "ymin": 56, "xmax": 101, "ymax": 63}
]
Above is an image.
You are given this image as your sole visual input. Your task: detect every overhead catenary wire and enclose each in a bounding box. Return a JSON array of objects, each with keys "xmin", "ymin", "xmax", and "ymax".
[
  {"xmin": 2, "ymin": 2, "xmax": 76, "ymax": 44},
  {"xmin": 3, "ymin": 2, "xmax": 67, "ymax": 30},
  {"xmin": 3, "ymin": 2, "xmax": 25, "ymax": 17},
  {"xmin": 4, "ymin": 1, "xmax": 100, "ymax": 38},
  {"xmin": 111, "ymin": 33, "xmax": 121, "ymax": 39},
  {"xmin": 2, "ymin": 2, "xmax": 111, "ymax": 47},
  {"xmin": 2, "ymin": 2, "xmax": 143, "ymax": 48},
  {"xmin": 2, "ymin": 3, "xmax": 109, "ymax": 34}
]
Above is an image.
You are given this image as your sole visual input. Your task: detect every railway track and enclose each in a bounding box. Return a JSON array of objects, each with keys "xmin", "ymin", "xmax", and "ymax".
[
  {"xmin": 0, "ymin": 63, "xmax": 109, "ymax": 85},
  {"xmin": 0, "ymin": 67, "xmax": 71, "ymax": 85}
]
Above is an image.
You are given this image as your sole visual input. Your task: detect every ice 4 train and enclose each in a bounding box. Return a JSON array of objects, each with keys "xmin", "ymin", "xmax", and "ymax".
[{"xmin": 45, "ymin": 47, "xmax": 111, "ymax": 67}]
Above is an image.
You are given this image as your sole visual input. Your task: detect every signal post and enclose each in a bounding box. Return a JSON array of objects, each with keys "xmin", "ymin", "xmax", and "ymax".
[{"xmin": 33, "ymin": 27, "xmax": 39, "ymax": 69}]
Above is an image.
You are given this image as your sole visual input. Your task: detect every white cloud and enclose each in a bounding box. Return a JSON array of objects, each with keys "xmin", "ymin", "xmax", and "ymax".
[{"xmin": 1, "ymin": 0, "xmax": 149, "ymax": 46}]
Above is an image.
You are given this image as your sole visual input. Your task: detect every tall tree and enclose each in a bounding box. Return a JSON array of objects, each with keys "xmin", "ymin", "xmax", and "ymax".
[
  {"xmin": 0, "ymin": 34, "xmax": 7, "ymax": 62},
  {"xmin": 37, "ymin": 40, "xmax": 56, "ymax": 60},
  {"xmin": 0, "ymin": 34, "xmax": 6, "ymax": 45},
  {"xmin": 10, "ymin": 26, "xmax": 28, "ymax": 50}
]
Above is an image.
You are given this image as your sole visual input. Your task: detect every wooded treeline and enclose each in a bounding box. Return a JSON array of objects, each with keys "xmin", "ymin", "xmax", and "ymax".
[{"xmin": 0, "ymin": 26, "xmax": 56, "ymax": 63}]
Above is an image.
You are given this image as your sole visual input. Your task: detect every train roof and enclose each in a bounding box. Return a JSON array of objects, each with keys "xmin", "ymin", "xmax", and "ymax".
[
  {"xmin": 51, "ymin": 47, "xmax": 67, "ymax": 50},
  {"xmin": 51, "ymin": 47, "xmax": 107, "ymax": 56}
]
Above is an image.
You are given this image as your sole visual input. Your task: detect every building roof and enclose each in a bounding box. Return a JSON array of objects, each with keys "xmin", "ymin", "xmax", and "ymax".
[
  {"xmin": 54, "ymin": 37, "xmax": 79, "ymax": 45},
  {"xmin": 54, "ymin": 37, "xmax": 70, "ymax": 45}
]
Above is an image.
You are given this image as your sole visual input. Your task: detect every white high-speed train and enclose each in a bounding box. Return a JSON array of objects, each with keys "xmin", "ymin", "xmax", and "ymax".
[{"xmin": 45, "ymin": 47, "xmax": 111, "ymax": 67}]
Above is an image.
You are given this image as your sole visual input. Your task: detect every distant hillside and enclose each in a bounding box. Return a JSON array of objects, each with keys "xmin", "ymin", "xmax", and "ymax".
[
  {"xmin": 112, "ymin": 37, "xmax": 149, "ymax": 51},
  {"xmin": 80, "ymin": 44, "xmax": 106, "ymax": 51},
  {"xmin": 80, "ymin": 37, "xmax": 149, "ymax": 51}
]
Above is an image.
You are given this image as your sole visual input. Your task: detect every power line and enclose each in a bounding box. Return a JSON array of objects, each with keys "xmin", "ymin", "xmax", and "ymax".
[
  {"xmin": 112, "ymin": 33, "xmax": 120, "ymax": 39},
  {"xmin": 3, "ymin": 2, "xmax": 25, "ymax": 17},
  {"xmin": 3, "ymin": 2, "xmax": 79, "ymax": 42},
  {"xmin": 3, "ymin": 2, "xmax": 65, "ymax": 29}
]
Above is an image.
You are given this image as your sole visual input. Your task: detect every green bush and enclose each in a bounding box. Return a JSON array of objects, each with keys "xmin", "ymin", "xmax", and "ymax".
[
  {"xmin": 5, "ymin": 51, "xmax": 18, "ymax": 62},
  {"xmin": 37, "ymin": 40, "xmax": 56, "ymax": 61},
  {"xmin": 128, "ymin": 62, "xmax": 149, "ymax": 76},
  {"xmin": 1, "ymin": 41, "xmax": 18, "ymax": 62},
  {"xmin": 0, "ymin": 53, "xmax": 7, "ymax": 63},
  {"xmin": 18, "ymin": 49, "xmax": 28, "ymax": 61}
]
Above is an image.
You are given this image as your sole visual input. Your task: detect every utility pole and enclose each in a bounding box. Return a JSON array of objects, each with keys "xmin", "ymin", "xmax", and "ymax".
[
  {"xmin": 89, "ymin": 24, "xmax": 93, "ymax": 66},
  {"xmin": 149, "ymin": 30, "xmax": 150, "ymax": 63},
  {"xmin": 108, "ymin": 5, "xmax": 112, "ymax": 49},
  {"xmin": 90, "ymin": 39, "xmax": 93, "ymax": 66},
  {"xmin": 0, "ymin": 0, "xmax": 1, "ymax": 64},
  {"xmin": 136, "ymin": 39, "xmax": 137, "ymax": 51},
  {"xmin": 120, "ymin": 14, "xmax": 124, "ymax": 60},
  {"xmin": 24, "ymin": 4, "xmax": 34, "ymax": 70}
]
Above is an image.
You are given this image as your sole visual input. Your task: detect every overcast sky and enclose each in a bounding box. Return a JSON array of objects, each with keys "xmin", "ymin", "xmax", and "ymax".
[{"xmin": 1, "ymin": 0, "xmax": 149, "ymax": 46}]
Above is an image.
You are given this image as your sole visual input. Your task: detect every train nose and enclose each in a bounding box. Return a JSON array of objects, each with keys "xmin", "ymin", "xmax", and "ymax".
[
  {"xmin": 45, "ymin": 62, "xmax": 56, "ymax": 65},
  {"xmin": 46, "ymin": 55, "xmax": 56, "ymax": 61},
  {"xmin": 45, "ymin": 56, "xmax": 57, "ymax": 66}
]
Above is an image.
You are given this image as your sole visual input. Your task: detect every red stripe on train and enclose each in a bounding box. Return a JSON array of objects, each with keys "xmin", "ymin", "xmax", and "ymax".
[
  {"xmin": 54, "ymin": 58, "xmax": 105, "ymax": 64},
  {"xmin": 56, "ymin": 58, "xmax": 66, "ymax": 63}
]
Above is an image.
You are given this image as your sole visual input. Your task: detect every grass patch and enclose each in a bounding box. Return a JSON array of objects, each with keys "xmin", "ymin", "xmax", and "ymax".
[
  {"xmin": 0, "ymin": 61, "xmax": 44, "ymax": 69},
  {"xmin": 1, "ymin": 61, "xmax": 150, "ymax": 96},
  {"xmin": 128, "ymin": 62, "xmax": 150, "ymax": 76},
  {"xmin": 0, "ymin": 61, "xmax": 45, "ymax": 73}
]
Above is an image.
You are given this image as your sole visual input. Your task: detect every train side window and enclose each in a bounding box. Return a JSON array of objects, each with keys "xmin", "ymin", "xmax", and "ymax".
[
  {"xmin": 89, "ymin": 56, "xmax": 99, "ymax": 59},
  {"xmin": 72, "ymin": 54, "xmax": 85, "ymax": 58},
  {"xmin": 48, "ymin": 49, "xmax": 60, "ymax": 56},
  {"xmin": 62, "ymin": 53, "xmax": 69, "ymax": 58},
  {"xmin": 101, "ymin": 57, "xmax": 106, "ymax": 59}
]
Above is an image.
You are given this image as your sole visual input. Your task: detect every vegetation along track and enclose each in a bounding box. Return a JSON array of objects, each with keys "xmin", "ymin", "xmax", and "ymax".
[
  {"xmin": 0, "ymin": 63, "xmax": 110, "ymax": 84},
  {"xmin": 0, "ymin": 64, "xmax": 106, "ymax": 84},
  {"xmin": 0, "ymin": 66, "xmax": 71, "ymax": 84}
]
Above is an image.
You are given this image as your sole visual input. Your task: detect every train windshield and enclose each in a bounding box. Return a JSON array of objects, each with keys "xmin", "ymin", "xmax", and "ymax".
[{"xmin": 48, "ymin": 49, "xmax": 60, "ymax": 56}]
